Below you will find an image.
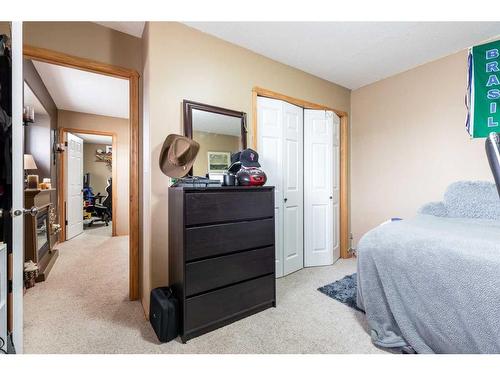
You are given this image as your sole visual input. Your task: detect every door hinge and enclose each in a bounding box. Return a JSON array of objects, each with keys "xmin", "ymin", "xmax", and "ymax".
[
  {"xmin": 7, "ymin": 279, "xmax": 12, "ymax": 294},
  {"xmin": 64, "ymin": 141, "xmax": 68, "ymax": 147},
  {"xmin": 65, "ymin": 220, "xmax": 68, "ymax": 226}
]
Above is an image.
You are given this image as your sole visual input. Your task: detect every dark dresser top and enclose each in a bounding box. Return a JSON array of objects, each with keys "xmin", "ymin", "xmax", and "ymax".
[{"xmin": 170, "ymin": 186, "xmax": 275, "ymax": 192}]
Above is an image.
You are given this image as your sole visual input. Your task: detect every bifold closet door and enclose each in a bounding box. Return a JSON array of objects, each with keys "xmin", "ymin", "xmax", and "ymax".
[
  {"xmin": 282, "ymin": 101, "xmax": 304, "ymax": 276},
  {"xmin": 257, "ymin": 97, "xmax": 284, "ymax": 277},
  {"xmin": 304, "ymin": 110, "xmax": 340, "ymax": 266},
  {"xmin": 257, "ymin": 97, "xmax": 303, "ymax": 278}
]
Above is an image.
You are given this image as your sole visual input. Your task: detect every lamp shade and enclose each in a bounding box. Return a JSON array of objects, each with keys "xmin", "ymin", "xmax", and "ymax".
[{"xmin": 24, "ymin": 154, "xmax": 38, "ymax": 170}]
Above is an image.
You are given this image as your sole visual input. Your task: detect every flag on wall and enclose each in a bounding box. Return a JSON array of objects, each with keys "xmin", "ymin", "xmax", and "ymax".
[{"xmin": 466, "ymin": 39, "xmax": 500, "ymax": 138}]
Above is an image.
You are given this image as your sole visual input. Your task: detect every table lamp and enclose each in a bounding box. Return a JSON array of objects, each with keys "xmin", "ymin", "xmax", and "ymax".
[{"xmin": 24, "ymin": 154, "xmax": 39, "ymax": 188}]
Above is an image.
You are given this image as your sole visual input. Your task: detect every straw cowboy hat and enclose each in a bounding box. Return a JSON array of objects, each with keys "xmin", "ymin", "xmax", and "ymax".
[{"xmin": 159, "ymin": 134, "xmax": 200, "ymax": 178}]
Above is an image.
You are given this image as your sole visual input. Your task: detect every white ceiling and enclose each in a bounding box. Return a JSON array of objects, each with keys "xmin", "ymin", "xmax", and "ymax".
[
  {"xmin": 94, "ymin": 22, "xmax": 145, "ymax": 38},
  {"xmin": 192, "ymin": 109, "xmax": 242, "ymax": 136},
  {"xmin": 33, "ymin": 61, "xmax": 129, "ymax": 119},
  {"xmin": 76, "ymin": 133, "xmax": 112, "ymax": 145},
  {"xmin": 23, "ymin": 82, "xmax": 48, "ymax": 116},
  {"xmin": 184, "ymin": 22, "xmax": 500, "ymax": 89}
]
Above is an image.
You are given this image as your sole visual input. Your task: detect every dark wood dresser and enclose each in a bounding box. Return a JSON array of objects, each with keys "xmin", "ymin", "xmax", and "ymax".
[{"xmin": 168, "ymin": 186, "xmax": 276, "ymax": 342}]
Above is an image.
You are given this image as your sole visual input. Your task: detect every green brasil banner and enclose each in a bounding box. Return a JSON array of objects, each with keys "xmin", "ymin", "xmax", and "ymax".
[{"xmin": 467, "ymin": 39, "xmax": 500, "ymax": 138}]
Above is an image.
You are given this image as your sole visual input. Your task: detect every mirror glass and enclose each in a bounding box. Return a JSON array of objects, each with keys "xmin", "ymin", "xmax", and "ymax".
[{"xmin": 191, "ymin": 108, "xmax": 243, "ymax": 177}]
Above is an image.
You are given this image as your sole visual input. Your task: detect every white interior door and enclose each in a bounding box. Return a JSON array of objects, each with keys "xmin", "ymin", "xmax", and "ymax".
[
  {"xmin": 282, "ymin": 102, "xmax": 304, "ymax": 275},
  {"xmin": 65, "ymin": 133, "xmax": 84, "ymax": 240},
  {"xmin": 11, "ymin": 21, "xmax": 24, "ymax": 354},
  {"xmin": 257, "ymin": 97, "xmax": 284, "ymax": 277},
  {"xmin": 304, "ymin": 109, "xmax": 340, "ymax": 266}
]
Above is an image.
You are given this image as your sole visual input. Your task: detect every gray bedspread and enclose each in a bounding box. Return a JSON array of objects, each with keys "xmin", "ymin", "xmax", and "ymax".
[{"xmin": 356, "ymin": 181, "xmax": 500, "ymax": 353}]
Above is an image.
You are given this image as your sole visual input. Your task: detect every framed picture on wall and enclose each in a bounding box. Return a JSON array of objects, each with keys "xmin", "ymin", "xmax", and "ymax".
[{"xmin": 207, "ymin": 151, "xmax": 231, "ymax": 173}]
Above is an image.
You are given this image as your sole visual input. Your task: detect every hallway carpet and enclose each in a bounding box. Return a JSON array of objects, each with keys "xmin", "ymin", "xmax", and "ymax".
[{"xmin": 24, "ymin": 228, "xmax": 384, "ymax": 353}]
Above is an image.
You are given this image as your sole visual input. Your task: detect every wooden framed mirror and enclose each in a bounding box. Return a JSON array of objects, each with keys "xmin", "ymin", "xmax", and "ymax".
[{"xmin": 183, "ymin": 100, "xmax": 247, "ymax": 177}]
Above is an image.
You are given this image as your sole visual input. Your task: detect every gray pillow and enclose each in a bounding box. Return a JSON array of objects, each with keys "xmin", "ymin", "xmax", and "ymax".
[
  {"xmin": 418, "ymin": 201, "xmax": 448, "ymax": 217},
  {"xmin": 444, "ymin": 181, "xmax": 500, "ymax": 220}
]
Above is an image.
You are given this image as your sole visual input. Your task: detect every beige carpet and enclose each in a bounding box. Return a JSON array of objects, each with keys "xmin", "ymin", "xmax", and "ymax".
[{"xmin": 24, "ymin": 226, "xmax": 385, "ymax": 354}]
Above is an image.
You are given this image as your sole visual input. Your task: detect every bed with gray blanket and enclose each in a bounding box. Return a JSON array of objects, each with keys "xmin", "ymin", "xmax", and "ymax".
[{"xmin": 356, "ymin": 181, "xmax": 500, "ymax": 353}]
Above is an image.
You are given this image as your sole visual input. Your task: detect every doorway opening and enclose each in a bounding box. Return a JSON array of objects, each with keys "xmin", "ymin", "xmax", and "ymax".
[
  {"xmin": 23, "ymin": 55, "xmax": 130, "ymax": 258},
  {"xmin": 21, "ymin": 47, "xmax": 140, "ymax": 353},
  {"xmin": 64, "ymin": 130, "xmax": 116, "ymax": 238},
  {"xmin": 23, "ymin": 46, "xmax": 140, "ymax": 300}
]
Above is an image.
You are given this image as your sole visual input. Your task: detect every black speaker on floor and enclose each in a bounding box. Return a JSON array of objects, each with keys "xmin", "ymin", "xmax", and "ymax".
[{"xmin": 149, "ymin": 287, "xmax": 179, "ymax": 343}]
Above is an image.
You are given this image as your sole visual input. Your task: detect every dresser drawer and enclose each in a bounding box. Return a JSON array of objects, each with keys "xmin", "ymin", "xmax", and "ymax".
[
  {"xmin": 185, "ymin": 274, "xmax": 275, "ymax": 333},
  {"xmin": 185, "ymin": 246, "xmax": 274, "ymax": 296},
  {"xmin": 185, "ymin": 218, "xmax": 274, "ymax": 261},
  {"xmin": 185, "ymin": 190, "xmax": 274, "ymax": 226}
]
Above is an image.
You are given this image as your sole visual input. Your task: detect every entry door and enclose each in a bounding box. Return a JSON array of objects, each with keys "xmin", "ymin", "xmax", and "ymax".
[
  {"xmin": 65, "ymin": 133, "xmax": 84, "ymax": 240},
  {"xmin": 304, "ymin": 110, "xmax": 340, "ymax": 266},
  {"xmin": 257, "ymin": 97, "xmax": 303, "ymax": 277}
]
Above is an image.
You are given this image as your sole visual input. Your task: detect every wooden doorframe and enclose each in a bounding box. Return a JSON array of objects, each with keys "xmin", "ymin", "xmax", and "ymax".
[
  {"xmin": 23, "ymin": 45, "xmax": 140, "ymax": 300},
  {"xmin": 251, "ymin": 86, "xmax": 351, "ymax": 259},
  {"xmin": 58, "ymin": 128, "xmax": 118, "ymax": 237}
]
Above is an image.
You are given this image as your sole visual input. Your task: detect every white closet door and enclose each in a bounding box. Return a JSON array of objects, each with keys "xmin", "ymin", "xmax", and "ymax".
[
  {"xmin": 282, "ymin": 102, "xmax": 304, "ymax": 275},
  {"xmin": 66, "ymin": 133, "xmax": 84, "ymax": 240},
  {"xmin": 304, "ymin": 110, "xmax": 340, "ymax": 266},
  {"xmin": 330, "ymin": 111, "xmax": 340, "ymax": 261},
  {"xmin": 257, "ymin": 96, "xmax": 284, "ymax": 277}
]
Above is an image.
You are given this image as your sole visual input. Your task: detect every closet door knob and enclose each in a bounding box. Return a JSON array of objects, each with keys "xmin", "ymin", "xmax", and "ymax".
[
  {"xmin": 329, "ymin": 196, "xmax": 333, "ymax": 200},
  {"xmin": 284, "ymin": 197, "xmax": 288, "ymax": 203}
]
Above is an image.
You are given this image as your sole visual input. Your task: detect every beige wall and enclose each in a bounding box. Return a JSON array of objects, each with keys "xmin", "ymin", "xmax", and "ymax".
[
  {"xmin": 141, "ymin": 22, "xmax": 351, "ymax": 313},
  {"xmin": 58, "ymin": 110, "xmax": 130, "ymax": 236},
  {"xmin": 23, "ymin": 22, "xmax": 142, "ymax": 72},
  {"xmin": 192, "ymin": 131, "xmax": 240, "ymax": 176},
  {"xmin": 350, "ymin": 50, "xmax": 493, "ymax": 245},
  {"xmin": 24, "ymin": 58, "xmax": 59, "ymax": 213},
  {"xmin": 0, "ymin": 22, "xmax": 9, "ymax": 35},
  {"xmin": 83, "ymin": 143, "xmax": 112, "ymax": 197}
]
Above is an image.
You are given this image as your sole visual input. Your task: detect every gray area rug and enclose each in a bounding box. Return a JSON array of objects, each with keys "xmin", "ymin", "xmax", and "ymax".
[{"xmin": 318, "ymin": 273, "xmax": 364, "ymax": 312}]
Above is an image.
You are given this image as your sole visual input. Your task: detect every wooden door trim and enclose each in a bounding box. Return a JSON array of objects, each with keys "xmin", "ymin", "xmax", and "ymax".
[
  {"xmin": 251, "ymin": 86, "xmax": 350, "ymax": 259},
  {"xmin": 252, "ymin": 87, "xmax": 348, "ymax": 117},
  {"xmin": 24, "ymin": 45, "xmax": 139, "ymax": 79},
  {"xmin": 59, "ymin": 128, "xmax": 118, "ymax": 237},
  {"xmin": 25, "ymin": 45, "xmax": 140, "ymax": 300}
]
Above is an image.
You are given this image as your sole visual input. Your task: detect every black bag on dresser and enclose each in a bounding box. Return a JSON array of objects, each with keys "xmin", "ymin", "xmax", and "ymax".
[{"xmin": 149, "ymin": 287, "xmax": 179, "ymax": 342}]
